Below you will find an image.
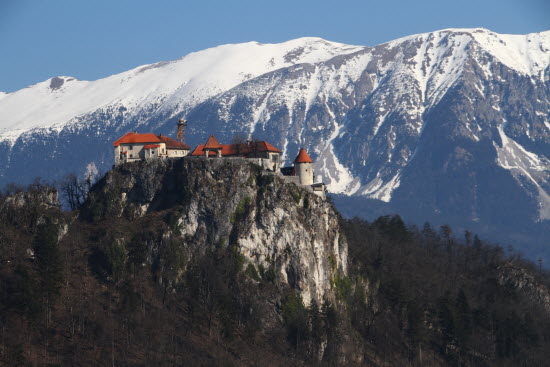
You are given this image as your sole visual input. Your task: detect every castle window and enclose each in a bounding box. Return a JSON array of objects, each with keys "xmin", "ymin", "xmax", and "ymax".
[{"xmin": 129, "ymin": 146, "xmax": 133, "ymax": 150}]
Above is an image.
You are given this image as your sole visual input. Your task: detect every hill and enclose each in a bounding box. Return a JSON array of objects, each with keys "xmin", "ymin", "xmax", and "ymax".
[{"xmin": 1, "ymin": 159, "xmax": 550, "ymax": 365}]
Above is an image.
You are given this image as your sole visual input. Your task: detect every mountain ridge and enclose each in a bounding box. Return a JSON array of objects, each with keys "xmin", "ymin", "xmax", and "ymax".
[
  {"xmin": 2, "ymin": 28, "xmax": 548, "ymax": 139},
  {"xmin": 1, "ymin": 27, "xmax": 549, "ymax": 259}
]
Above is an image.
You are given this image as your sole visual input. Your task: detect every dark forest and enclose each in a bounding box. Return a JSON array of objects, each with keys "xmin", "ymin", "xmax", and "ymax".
[{"xmin": 1, "ymin": 181, "xmax": 549, "ymax": 366}]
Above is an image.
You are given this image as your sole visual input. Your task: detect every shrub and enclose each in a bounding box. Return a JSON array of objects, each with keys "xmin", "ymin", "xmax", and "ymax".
[
  {"xmin": 230, "ymin": 196, "xmax": 252, "ymax": 224},
  {"xmin": 106, "ymin": 241, "xmax": 127, "ymax": 282},
  {"xmin": 333, "ymin": 272, "xmax": 353, "ymax": 302},
  {"xmin": 281, "ymin": 292, "xmax": 309, "ymax": 347},
  {"xmin": 245, "ymin": 263, "xmax": 260, "ymax": 281},
  {"xmin": 257, "ymin": 174, "xmax": 274, "ymax": 187},
  {"xmin": 262, "ymin": 265, "xmax": 276, "ymax": 282},
  {"xmin": 290, "ymin": 190, "xmax": 302, "ymax": 204}
]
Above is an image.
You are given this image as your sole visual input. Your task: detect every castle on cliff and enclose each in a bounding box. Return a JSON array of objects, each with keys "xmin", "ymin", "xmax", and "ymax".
[{"xmin": 112, "ymin": 123, "xmax": 325, "ymax": 197}]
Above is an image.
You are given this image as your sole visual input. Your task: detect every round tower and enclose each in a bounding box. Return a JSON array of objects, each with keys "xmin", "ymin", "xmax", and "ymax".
[{"xmin": 294, "ymin": 148, "xmax": 314, "ymax": 185}]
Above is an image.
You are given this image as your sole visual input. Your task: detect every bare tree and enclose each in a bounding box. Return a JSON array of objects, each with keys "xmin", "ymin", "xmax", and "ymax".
[
  {"xmin": 60, "ymin": 164, "xmax": 101, "ymax": 211},
  {"xmin": 60, "ymin": 174, "xmax": 86, "ymax": 210},
  {"xmin": 231, "ymin": 133, "xmax": 247, "ymax": 145}
]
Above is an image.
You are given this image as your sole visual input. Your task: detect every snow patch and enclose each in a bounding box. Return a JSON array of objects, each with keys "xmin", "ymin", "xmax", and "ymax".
[
  {"xmin": 471, "ymin": 30, "xmax": 550, "ymax": 78},
  {"xmin": 494, "ymin": 125, "xmax": 550, "ymax": 220},
  {"xmin": 315, "ymin": 119, "xmax": 359, "ymax": 195}
]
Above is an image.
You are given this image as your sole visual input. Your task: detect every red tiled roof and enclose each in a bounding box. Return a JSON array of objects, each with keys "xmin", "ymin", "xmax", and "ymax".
[
  {"xmin": 257, "ymin": 141, "xmax": 283, "ymax": 153},
  {"xmin": 204, "ymin": 135, "xmax": 222, "ymax": 149},
  {"xmin": 113, "ymin": 132, "xmax": 161, "ymax": 147},
  {"xmin": 191, "ymin": 141, "xmax": 282, "ymax": 156},
  {"xmin": 158, "ymin": 135, "xmax": 190, "ymax": 150},
  {"xmin": 294, "ymin": 148, "xmax": 313, "ymax": 163},
  {"xmin": 113, "ymin": 132, "xmax": 191, "ymax": 150},
  {"xmin": 190, "ymin": 145, "xmax": 221, "ymax": 156},
  {"xmin": 143, "ymin": 144, "xmax": 161, "ymax": 149}
]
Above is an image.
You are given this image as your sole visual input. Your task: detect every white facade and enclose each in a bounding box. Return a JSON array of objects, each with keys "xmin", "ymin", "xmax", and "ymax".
[
  {"xmin": 143, "ymin": 144, "xmax": 165, "ymax": 159},
  {"xmin": 166, "ymin": 148, "xmax": 187, "ymax": 158},
  {"xmin": 295, "ymin": 162, "xmax": 314, "ymax": 185},
  {"xmin": 115, "ymin": 142, "xmax": 189, "ymax": 165}
]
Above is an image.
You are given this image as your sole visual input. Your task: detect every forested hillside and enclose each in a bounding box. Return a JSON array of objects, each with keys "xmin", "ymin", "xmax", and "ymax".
[
  {"xmin": 0, "ymin": 163, "xmax": 549, "ymax": 366},
  {"xmin": 343, "ymin": 216, "xmax": 550, "ymax": 365}
]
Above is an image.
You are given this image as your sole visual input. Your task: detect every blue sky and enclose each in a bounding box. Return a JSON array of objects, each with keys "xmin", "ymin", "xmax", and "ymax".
[{"xmin": 1, "ymin": 0, "xmax": 548, "ymax": 92}]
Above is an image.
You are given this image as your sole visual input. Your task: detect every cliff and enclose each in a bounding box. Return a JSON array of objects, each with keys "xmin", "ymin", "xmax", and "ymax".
[
  {"xmin": 498, "ymin": 262, "xmax": 550, "ymax": 313},
  {"xmin": 83, "ymin": 157, "xmax": 347, "ymax": 305}
]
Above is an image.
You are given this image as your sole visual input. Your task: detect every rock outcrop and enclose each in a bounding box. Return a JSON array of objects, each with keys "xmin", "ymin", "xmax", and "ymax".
[
  {"xmin": 498, "ymin": 262, "xmax": 550, "ymax": 313},
  {"xmin": 84, "ymin": 157, "xmax": 347, "ymax": 305}
]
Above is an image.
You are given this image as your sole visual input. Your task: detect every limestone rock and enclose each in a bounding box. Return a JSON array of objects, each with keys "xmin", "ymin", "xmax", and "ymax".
[{"xmin": 84, "ymin": 157, "xmax": 348, "ymax": 305}]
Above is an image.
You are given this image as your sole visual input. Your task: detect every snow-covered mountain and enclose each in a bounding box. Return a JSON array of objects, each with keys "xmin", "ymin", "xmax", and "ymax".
[
  {"xmin": 1, "ymin": 28, "xmax": 550, "ymax": 259},
  {"xmin": 0, "ymin": 38, "xmax": 364, "ymax": 138}
]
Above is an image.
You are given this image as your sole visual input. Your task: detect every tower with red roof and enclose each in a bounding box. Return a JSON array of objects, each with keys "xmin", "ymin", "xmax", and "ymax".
[{"xmin": 294, "ymin": 148, "xmax": 314, "ymax": 186}]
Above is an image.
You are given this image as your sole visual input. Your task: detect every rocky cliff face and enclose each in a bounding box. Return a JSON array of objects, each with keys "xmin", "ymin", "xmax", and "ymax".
[
  {"xmin": 498, "ymin": 262, "xmax": 550, "ymax": 313},
  {"xmin": 84, "ymin": 157, "xmax": 347, "ymax": 305}
]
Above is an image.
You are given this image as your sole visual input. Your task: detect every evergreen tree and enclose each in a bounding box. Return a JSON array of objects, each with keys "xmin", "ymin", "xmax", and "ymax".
[
  {"xmin": 437, "ymin": 293, "xmax": 456, "ymax": 351},
  {"xmin": 454, "ymin": 289, "xmax": 472, "ymax": 346},
  {"xmin": 281, "ymin": 292, "xmax": 309, "ymax": 350},
  {"xmin": 33, "ymin": 221, "xmax": 63, "ymax": 326},
  {"xmin": 308, "ymin": 300, "xmax": 323, "ymax": 344},
  {"xmin": 406, "ymin": 300, "xmax": 426, "ymax": 361}
]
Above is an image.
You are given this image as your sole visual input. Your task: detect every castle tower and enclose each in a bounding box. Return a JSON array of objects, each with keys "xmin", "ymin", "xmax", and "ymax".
[
  {"xmin": 294, "ymin": 148, "xmax": 314, "ymax": 185},
  {"xmin": 203, "ymin": 134, "xmax": 223, "ymax": 157},
  {"xmin": 177, "ymin": 118, "xmax": 187, "ymax": 144}
]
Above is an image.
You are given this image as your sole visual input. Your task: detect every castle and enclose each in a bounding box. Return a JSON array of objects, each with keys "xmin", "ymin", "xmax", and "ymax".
[
  {"xmin": 113, "ymin": 132, "xmax": 191, "ymax": 165},
  {"xmin": 112, "ymin": 124, "xmax": 325, "ymax": 197}
]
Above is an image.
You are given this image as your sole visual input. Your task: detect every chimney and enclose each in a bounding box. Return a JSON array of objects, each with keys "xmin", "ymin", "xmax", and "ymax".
[{"xmin": 177, "ymin": 118, "xmax": 187, "ymax": 144}]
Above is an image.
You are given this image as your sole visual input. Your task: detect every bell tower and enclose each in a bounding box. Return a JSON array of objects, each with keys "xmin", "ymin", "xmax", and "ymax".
[{"xmin": 177, "ymin": 118, "xmax": 187, "ymax": 144}]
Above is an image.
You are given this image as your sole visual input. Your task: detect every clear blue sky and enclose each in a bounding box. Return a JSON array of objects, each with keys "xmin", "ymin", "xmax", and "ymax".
[{"xmin": 1, "ymin": 0, "xmax": 548, "ymax": 92}]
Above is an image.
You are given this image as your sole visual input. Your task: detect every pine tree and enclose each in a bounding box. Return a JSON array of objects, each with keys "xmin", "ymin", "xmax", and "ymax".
[
  {"xmin": 33, "ymin": 221, "xmax": 63, "ymax": 326},
  {"xmin": 454, "ymin": 289, "xmax": 472, "ymax": 346},
  {"xmin": 437, "ymin": 293, "xmax": 456, "ymax": 352}
]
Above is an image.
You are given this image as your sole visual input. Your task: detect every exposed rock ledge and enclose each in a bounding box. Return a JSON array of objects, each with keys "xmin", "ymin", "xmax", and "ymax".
[{"xmin": 84, "ymin": 157, "xmax": 348, "ymax": 305}]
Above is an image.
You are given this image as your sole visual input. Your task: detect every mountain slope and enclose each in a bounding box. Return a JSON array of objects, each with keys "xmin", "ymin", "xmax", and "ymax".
[{"xmin": 1, "ymin": 28, "xmax": 550, "ymax": 259}]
